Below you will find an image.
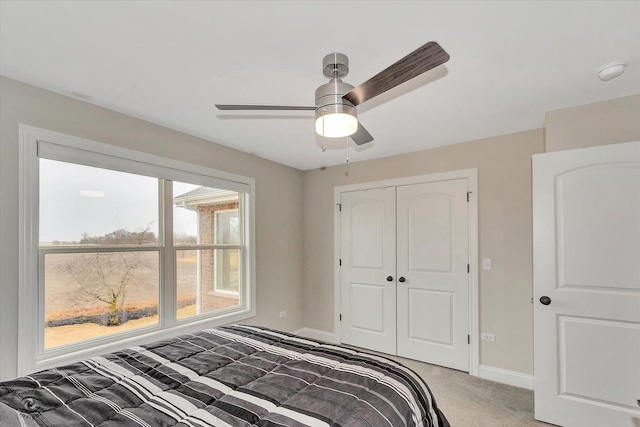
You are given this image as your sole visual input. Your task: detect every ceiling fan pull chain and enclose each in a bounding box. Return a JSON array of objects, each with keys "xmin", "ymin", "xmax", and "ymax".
[{"xmin": 345, "ymin": 136, "xmax": 349, "ymax": 163}]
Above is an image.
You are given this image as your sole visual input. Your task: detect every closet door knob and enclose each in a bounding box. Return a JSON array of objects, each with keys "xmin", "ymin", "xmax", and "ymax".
[
  {"xmin": 399, "ymin": 277, "xmax": 406, "ymax": 283},
  {"xmin": 386, "ymin": 276, "xmax": 393, "ymax": 282},
  {"xmin": 539, "ymin": 296, "xmax": 551, "ymax": 305}
]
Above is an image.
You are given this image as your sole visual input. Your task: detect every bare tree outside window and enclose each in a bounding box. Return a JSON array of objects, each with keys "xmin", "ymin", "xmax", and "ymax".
[
  {"xmin": 61, "ymin": 251, "xmax": 148, "ymax": 326},
  {"xmin": 54, "ymin": 226, "xmax": 156, "ymax": 326}
]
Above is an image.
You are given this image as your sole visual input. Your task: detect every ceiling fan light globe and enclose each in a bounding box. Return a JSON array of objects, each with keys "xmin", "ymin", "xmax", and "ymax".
[{"xmin": 315, "ymin": 113, "xmax": 358, "ymax": 138}]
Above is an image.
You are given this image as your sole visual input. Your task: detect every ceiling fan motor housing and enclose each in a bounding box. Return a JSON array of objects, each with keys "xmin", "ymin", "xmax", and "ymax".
[
  {"xmin": 315, "ymin": 78, "xmax": 357, "ymax": 137},
  {"xmin": 315, "ymin": 79, "xmax": 356, "ymax": 111}
]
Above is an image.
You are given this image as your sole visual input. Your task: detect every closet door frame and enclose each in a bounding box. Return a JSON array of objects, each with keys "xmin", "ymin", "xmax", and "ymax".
[{"xmin": 333, "ymin": 168, "xmax": 479, "ymax": 376}]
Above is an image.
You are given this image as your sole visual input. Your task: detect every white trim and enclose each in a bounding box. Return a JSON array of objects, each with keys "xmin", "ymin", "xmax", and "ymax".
[
  {"xmin": 333, "ymin": 190, "xmax": 342, "ymax": 352},
  {"xmin": 334, "ymin": 169, "xmax": 477, "ymax": 193},
  {"xmin": 333, "ymin": 168, "xmax": 480, "ymax": 376},
  {"xmin": 292, "ymin": 328, "xmax": 338, "ymax": 344},
  {"xmin": 18, "ymin": 124, "xmax": 256, "ymax": 376},
  {"xmin": 18, "ymin": 125, "xmax": 40, "ymax": 376},
  {"xmin": 290, "ymin": 333, "xmax": 533, "ymax": 391},
  {"xmin": 478, "ymin": 365, "xmax": 534, "ymax": 390},
  {"xmin": 291, "ymin": 327, "xmax": 533, "ymax": 391},
  {"xmin": 468, "ymin": 171, "xmax": 479, "ymax": 377},
  {"xmin": 33, "ymin": 310, "xmax": 254, "ymax": 374},
  {"xmin": 33, "ymin": 126, "xmax": 251, "ymax": 193}
]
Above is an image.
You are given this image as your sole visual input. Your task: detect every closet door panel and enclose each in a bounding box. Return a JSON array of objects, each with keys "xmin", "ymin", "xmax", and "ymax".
[
  {"xmin": 397, "ymin": 179, "xmax": 470, "ymax": 371},
  {"xmin": 340, "ymin": 187, "xmax": 396, "ymax": 354}
]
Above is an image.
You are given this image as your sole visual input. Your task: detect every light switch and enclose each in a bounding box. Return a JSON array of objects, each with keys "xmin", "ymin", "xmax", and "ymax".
[
  {"xmin": 481, "ymin": 333, "xmax": 495, "ymax": 342},
  {"xmin": 482, "ymin": 258, "xmax": 492, "ymax": 270}
]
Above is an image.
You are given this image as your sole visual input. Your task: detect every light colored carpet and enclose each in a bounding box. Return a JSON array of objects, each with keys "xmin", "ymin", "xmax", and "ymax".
[{"xmin": 353, "ymin": 347, "xmax": 557, "ymax": 427}]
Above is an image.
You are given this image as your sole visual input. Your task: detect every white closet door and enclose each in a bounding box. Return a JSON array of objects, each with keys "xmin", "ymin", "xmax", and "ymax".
[
  {"xmin": 396, "ymin": 179, "xmax": 470, "ymax": 371},
  {"xmin": 340, "ymin": 187, "xmax": 397, "ymax": 354},
  {"xmin": 533, "ymin": 141, "xmax": 640, "ymax": 426}
]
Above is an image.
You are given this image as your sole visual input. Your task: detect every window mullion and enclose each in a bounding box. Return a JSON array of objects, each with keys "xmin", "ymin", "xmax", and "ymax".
[
  {"xmin": 239, "ymin": 194, "xmax": 245, "ymax": 246},
  {"xmin": 161, "ymin": 180, "xmax": 177, "ymax": 327}
]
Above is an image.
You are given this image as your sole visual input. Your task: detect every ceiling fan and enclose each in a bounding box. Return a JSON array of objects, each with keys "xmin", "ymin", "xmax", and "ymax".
[{"xmin": 215, "ymin": 42, "xmax": 449, "ymax": 145}]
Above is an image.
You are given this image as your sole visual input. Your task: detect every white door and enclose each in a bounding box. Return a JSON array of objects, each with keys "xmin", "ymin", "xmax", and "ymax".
[
  {"xmin": 533, "ymin": 141, "xmax": 640, "ymax": 427},
  {"xmin": 340, "ymin": 187, "xmax": 397, "ymax": 354},
  {"xmin": 396, "ymin": 179, "xmax": 470, "ymax": 371}
]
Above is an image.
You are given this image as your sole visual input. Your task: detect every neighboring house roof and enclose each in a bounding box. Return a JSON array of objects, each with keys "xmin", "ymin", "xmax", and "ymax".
[{"xmin": 173, "ymin": 187, "xmax": 238, "ymax": 210}]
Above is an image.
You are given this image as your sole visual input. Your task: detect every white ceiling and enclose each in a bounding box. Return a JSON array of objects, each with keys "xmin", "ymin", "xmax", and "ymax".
[{"xmin": 1, "ymin": 1, "xmax": 639, "ymax": 170}]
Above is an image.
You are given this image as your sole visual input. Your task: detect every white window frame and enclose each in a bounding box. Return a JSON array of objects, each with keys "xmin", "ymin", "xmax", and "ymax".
[{"xmin": 18, "ymin": 125, "xmax": 256, "ymax": 376}]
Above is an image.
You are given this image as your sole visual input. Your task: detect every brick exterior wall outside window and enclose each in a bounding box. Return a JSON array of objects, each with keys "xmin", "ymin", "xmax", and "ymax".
[{"xmin": 196, "ymin": 201, "xmax": 239, "ymax": 313}]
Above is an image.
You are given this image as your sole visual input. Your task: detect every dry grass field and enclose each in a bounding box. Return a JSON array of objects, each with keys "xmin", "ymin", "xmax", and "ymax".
[
  {"xmin": 44, "ymin": 252, "xmax": 198, "ymax": 320},
  {"xmin": 43, "ymin": 252, "xmax": 198, "ymax": 348},
  {"xmin": 45, "ymin": 305, "xmax": 197, "ymax": 348}
]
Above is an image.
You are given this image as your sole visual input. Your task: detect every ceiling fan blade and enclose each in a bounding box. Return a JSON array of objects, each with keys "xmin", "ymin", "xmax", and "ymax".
[
  {"xmin": 343, "ymin": 42, "xmax": 450, "ymax": 106},
  {"xmin": 215, "ymin": 104, "xmax": 316, "ymax": 111},
  {"xmin": 350, "ymin": 122, "xmax": 374, "ymax": 145}
]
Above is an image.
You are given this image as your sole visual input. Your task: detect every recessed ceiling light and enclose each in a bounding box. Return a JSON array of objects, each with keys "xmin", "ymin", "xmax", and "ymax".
[{"xmin": 597, "ymin": 61, "xmax": 628, "ymax": 81}]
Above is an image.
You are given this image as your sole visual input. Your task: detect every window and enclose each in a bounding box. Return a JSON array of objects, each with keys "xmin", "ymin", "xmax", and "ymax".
[
  {"xmin": 19, "ymin": 126, "xmax": 255, "ymax": 374},
  {"xmin": 173, "ymin": 182, "xmax": 242, "ymax": 319},
  {"xmin": 40, "ymin": 160, "xmax": 161, "ymax": 350}
]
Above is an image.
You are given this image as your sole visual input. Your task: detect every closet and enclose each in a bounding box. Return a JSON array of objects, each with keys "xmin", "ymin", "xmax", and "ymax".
[{"xmin": 337, "ymin": 172, "xmax": 474, "ymax": 371}]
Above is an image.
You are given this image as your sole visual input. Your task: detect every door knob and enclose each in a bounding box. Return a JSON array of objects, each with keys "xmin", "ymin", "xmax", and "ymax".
[
  {"xmin": 387, "ymin": 276, "xmax": 393, "ymax": 282},
  {"xmin": 399, "ymin": 277, "xmax": 406, "ymax": 283},
  {"xmin": 539, "ymin": 296, "xmax": 551, "ymax": 305}
]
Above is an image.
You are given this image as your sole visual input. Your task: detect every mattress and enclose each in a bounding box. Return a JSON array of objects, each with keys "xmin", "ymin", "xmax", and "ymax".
[{"xmin": 0, "ymin": 325, "xmax": 448, "ymax": 426}]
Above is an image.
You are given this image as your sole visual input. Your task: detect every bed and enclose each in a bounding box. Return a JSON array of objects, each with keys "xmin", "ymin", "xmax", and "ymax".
[{"xmin": 0, "ymin": 325, "xmax": 449, "ymax": 426}]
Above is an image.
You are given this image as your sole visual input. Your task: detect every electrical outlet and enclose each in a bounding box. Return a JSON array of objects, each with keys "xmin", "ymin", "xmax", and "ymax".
[
  {"xmin": 481, "ymin": 333, "xmax": 495, "ymax": 342},
  {"xmin": 279, "ymin": 311, "xmax": 287, "ymax": 318}
]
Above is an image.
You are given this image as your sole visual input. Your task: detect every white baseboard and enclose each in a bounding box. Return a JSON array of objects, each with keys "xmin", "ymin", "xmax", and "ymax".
[
  {"xmin": 292, "ymin": 328, "xmax": 338, "ymax": 344},
  {"xmin": 478, "ymin": 365, "xmax": 534, "ymax": 390},
  {"xmin": 291, "ymin": 330, "xmax": 533, "ymax": 390}
]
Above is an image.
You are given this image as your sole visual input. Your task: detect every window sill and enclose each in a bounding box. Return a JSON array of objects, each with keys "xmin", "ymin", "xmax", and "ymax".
[{"xmin": 28, "ymin": 308, "xmax": 255, "ymax": 376}]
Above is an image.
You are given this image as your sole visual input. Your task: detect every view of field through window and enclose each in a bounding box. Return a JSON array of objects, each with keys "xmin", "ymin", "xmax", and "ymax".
[{"xmin": 40, "ymin": 160, "xmax": 242, "ymax": 349}]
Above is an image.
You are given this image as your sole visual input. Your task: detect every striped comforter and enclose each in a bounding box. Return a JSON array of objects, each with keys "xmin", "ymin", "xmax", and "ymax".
[{"xmin": 0, "ymin": 325, "xmax": 448, "ymax": 426}]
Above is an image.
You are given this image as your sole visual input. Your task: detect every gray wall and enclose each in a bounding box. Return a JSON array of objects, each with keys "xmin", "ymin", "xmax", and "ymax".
[
  {"xmin": 0, "ymin": 76, "xmax": 304, "ymax": 381},
  {"xmin": 302, "ymin": 93, "xmax": 640, "ymax": 376},
  {"xmin": 2, "ymin": 74, "xmax": 637, "ymax": 381},
  {"xmin": 303, "ymin": 129, "xmax": 544, "ymax": 375},
  {"xmin": 545, "ymin": 94, "xmax": 640, "ymax": 152}
]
